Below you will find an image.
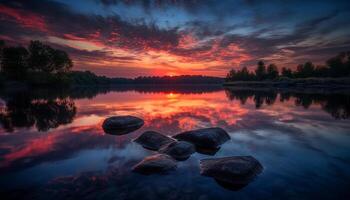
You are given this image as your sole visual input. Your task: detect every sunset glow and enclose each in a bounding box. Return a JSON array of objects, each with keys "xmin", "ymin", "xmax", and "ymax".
[
  {"xmin": 1, "ymin": 1, "xmax": 350, "ymax": 197},
  {"xmin": 1, "ymin": 0, "xmax": 349, "ymax": 77}
]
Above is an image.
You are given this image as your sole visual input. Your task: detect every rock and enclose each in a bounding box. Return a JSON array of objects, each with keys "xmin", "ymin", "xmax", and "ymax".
[
  {"xmin": 132, "ymin": 154, "xmax": 177, "ymax": 175},
  {"xmin": 102, "ymin": 116, "xmax": 144, "ymax": 135},
  {"xmin": 214, "ymin": 179, "xmax": 248, "ymax": 191},
  {"xmin": 159, "ymin": 141, "xmax": 195, "ymax": 161},
  {"xmin": 173, "ymin": 127, "xmax": 230, "ymax": 149},
  {"xmin": 134, "ymin": 131, "xmax": 176, "ymax": 151},
  {"xmin": 194, "ymin": 146, "xmax": 220, "ymax": 156},
  {"xmin": 200, "ymin": 156, "xmax": 263, "ymax": 190}
]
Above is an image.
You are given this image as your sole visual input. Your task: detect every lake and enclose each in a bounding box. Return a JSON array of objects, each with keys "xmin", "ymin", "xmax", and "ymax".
[{"xmin": 0, "ymin": 86, "xmax": 350, "ymax": 200}]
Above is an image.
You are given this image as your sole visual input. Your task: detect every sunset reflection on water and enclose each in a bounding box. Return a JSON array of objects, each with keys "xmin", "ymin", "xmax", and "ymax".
[{"xmin": 0, "ymin": 88, "xmax": 350, "ymax": 199}]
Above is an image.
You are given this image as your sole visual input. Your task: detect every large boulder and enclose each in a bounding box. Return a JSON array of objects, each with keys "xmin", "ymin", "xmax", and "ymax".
[
  {"xmin": 159, "ymin": 141, "xmax": 195, "ymax": 161},
  {"xmin": 200, "ymin": 156, "xmax": 263, "ymax": 191},
  {"xmin": 134, "ymin": 131, "xmax": 175, "ymax": 151},
  {"xmin": 102, "ymin": 116, "xmax": 144, "ymax": 135},
  {"xmin": 173, "ymin": 127, "xmax": 230, "ymax": 149},
  {"xmin": 132, "ymin": 154, "xmax": 177, "ymax": 175}
]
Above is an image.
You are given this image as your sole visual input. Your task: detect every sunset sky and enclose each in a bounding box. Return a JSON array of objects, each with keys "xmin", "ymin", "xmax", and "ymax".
[{"xmin": 0, "ymin": 0, "xmax": 350, "ymax": 77}]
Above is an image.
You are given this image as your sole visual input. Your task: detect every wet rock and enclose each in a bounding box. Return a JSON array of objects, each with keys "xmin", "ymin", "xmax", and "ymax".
[
  {"xmin": 195, "ymin": 146, "xmax": 220, "ymax": 156},
  {"xmin": 200, "ymin": 156, "xmax": 263, "ymax": 191},
  {"xmin": 132, "ymin": 154, "xmax": 177, "ymax": 175},
  {"xmin": 134, "ymin": 131, "xmax": 176, "ymax": 151},
  {"xmin": 159, "ymin": 141, "xmax": 195, "ymax": 161},
  {"xmin": 173, "ymin": 127, "xmax": 230, "ymax": 149},
  {"xmin": 102, "ymin": 116, "xmax": 144, "ymax": 135},
  {"xmin": 214, "ymin": 179, "xmax": 249, "ymax": 191}
]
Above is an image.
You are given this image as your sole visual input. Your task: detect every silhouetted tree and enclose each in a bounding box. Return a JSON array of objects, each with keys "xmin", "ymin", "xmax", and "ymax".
[
  {"xmin": 295, "ymin": 62, "xmax": 315, "ymax": 78},
  {"xmin": 239, "ymin": 67, "xmax": 254, "ymax": 81},
  {"xmin": 225, "ymin": 52, "xmax": 350, "ymax": 82},
  {"xmin": 281, "ymin": 67, "xmax": 293, "ymax": 78},
  {"xmin": 1, "ymin": 46, "xmax": 29, "ymax": 80},
  {"xmin": 266, "ymin": 64, "xmax": 279, "ymax": 80},
  {"xmin": 28, "ymin": 41, "xmax": 73, "ymax": 73},
  {"xmin": 326, "ymin": 52, "xmax": 350, "ymax": 77},
  {"xmin": 226, "ymin": 69, "xmax": 237, "ymax": 81},
  {"xmin": 255, "ymin": 61, "xmax": 266, "ymax": 81},
  {"xmin": 225, "ymin": 67, "xmax": 255, "ymax": 81},
  {"xmin": 52, "ymin": 49, "xmax": 73, "ymax": 73},
  {"xmin": 314, "ymin": 66, "xmax": 329, "ymax": 77},
  {"xmin": 28, "ymin": 41, "xmax": 53, "ymax": 72}
]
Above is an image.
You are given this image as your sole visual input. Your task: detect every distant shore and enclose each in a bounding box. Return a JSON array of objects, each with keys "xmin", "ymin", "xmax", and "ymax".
[{"xmin": 224, "ymin": 77, "xmax": 350, "ymax": 89}]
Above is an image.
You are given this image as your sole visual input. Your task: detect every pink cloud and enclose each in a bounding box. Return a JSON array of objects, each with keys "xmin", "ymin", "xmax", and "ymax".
[{"xmin": 0, "ymin": 5, "xmax": 48, "ymax": 32}]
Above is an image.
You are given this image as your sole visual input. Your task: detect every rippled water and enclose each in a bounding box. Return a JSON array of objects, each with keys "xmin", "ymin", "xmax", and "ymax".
[{"xmin": 0, "ymin": 86, "xmax": 349, "ymax": 200}]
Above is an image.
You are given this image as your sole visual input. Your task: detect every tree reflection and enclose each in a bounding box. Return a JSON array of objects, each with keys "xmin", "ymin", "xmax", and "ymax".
[
  {"xmin": 0, "ymin": 92, "xmax": 76, "ymax": 132},
  {"xmin": 226, "ymin": 89, "xmax": 278, "ymax": 109},
  {"xmin": 225, "ymin": 88, "xmax": 350, "ymax": 119},
  {"xmin": 321, "ymin": 94, "xmax": 350, "ymax": 119}
]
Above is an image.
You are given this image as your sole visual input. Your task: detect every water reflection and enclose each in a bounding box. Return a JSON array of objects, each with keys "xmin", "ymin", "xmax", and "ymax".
[
  {"xmin": 0, "ymin": 92, "xmax": 76, "ymax": 132},
  {"xmin": 225, "ymin": 88, "xmax": 350, "ymax": 119},
  {"xmin": 0, "ymin": 87, "xmax": 349, "ymax": 133},
  {"xmin": 0, "ymin": 86, "xmax": 350, "ymax": 199}
]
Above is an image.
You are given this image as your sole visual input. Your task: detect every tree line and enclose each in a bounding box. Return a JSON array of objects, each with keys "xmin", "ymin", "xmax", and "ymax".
[
  {"xmin": 0, "ymin": 40, "xmax": 73, "ymax": 78},
  {"xmin": 0, "ymin": 40, "xmax": 73, "ymax": 85},
  {"xmin": 226, "ymin": 52, "xmax": 350, "ymax": 82},
  {"xmin": 132, "ymin": 75, "xmax": 224, "ymax": 84},
  {"xmin": 0, "ymin": 40, "xmax": 224, "ymax": 86},
  {"xmin": 68, "ymin": 71, "xmax": 224, "ymax": 85}
]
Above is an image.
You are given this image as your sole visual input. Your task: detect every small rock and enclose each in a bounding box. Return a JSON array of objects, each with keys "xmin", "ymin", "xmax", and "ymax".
[
  {"xmin": 195, "ymin": 146, "xmax": 220, "ymax": 156},
  {"xmin": 200, "ymin": 156, "xmax": 263, "ymax": 191},
  {"xmin": 214, "ymin": 179, "xmax": 248, "ymax": 191},
  {"xmin": 173, "ymin": 127, "xmax": 230, "ymax": 149},
  {"xmin": 132, "ymin": 154, "xmax": 177, "ymax": 175},
  {"xmin": 102, "ymin": 116, "xmax": 144, "ymax": 135},
  {"xmin": 159, "ymin": 141, "xmax": 195, "ymax": 161},
  {"xmin": 134, "ymin": 131, "xmax": 175, "ymax": 151}
]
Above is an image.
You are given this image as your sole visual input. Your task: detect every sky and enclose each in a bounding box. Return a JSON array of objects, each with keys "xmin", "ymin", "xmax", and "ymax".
[{"xmin": 0, "ymin": 0, "xmax": 350, "ymax": 77}]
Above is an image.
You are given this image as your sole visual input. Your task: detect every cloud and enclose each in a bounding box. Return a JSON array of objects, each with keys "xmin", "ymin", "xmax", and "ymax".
[
  {"xmin": 0, "ymin": 0, "xmax": 350, "ymax": 77},
  {"xmin": 0, "ymin": 5, "xmax": 47, "ymax": 32}
]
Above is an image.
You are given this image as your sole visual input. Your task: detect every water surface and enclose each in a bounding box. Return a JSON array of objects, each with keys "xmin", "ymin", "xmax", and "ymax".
[{"xmin": 0, "ymin": 86, "xmax": 350, "ymax": 200}]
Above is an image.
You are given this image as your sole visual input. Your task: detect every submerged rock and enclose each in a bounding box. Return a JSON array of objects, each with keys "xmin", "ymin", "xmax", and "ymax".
[
  {"xmin": 194, "ymin": 146, "xmax": 220, "ymax": 156},
  {"xmin": 159, "ymin": 141, "xmax": 195, "ymax": 161},
  {"xmin": 102, "ymin": 116, "xmax": 144, "ymax": 135},
  {"xmin": 200, "ymin": 156, "xmax": 263, "ymax": 191},
  {"xmin": 134, "ymin": 131, "xmax": 175, "ymax": 151},
  {"xmin": 173, "ymin": 127, "xmax": 230, "ymax": 149},
  {"xmin": 132, "ymin": 154, "xmax": 177, "ymax": 175},
  {"xmin": 214, "ymin": 179, "xmax": 249, "ymax": 191}
]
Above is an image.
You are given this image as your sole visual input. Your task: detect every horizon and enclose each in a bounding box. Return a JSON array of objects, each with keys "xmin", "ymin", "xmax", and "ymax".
[
  {"xmin": 1, "ymin": 0, "xmax": 350, "ymax": 78},
  {"xmin": 1, "ymin": 1, "xmax": 350, "ymax": 198}
]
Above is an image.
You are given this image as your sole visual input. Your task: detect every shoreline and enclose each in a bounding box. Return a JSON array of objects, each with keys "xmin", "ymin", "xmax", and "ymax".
[
  {"xmin": 3, "ymin": 77, "xmax": 350, "ymax": 93},
  {"xmin": 224, "ymin": 85, "xmax": 350, "ymax": 95},
  {"xmin": 224, "ymin": 77, "xmax": 350, "ymax": 89}
]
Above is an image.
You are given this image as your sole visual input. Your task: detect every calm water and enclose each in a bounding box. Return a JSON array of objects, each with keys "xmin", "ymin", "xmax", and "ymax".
[{"xmin": 0, "ymin": 86, "xmax": 350, "ymax": 200}]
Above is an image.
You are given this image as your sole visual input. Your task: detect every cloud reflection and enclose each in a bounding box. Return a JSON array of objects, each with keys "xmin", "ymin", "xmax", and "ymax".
[{"xmin": 0, "ymin": 87, "xmax": 350, "ymax": 198}]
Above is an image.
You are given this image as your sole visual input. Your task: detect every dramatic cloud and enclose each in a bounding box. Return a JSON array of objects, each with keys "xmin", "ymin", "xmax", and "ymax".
[{"xmin": 0, "ymin": 0, "xmax": 349, "ymax": 77}]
